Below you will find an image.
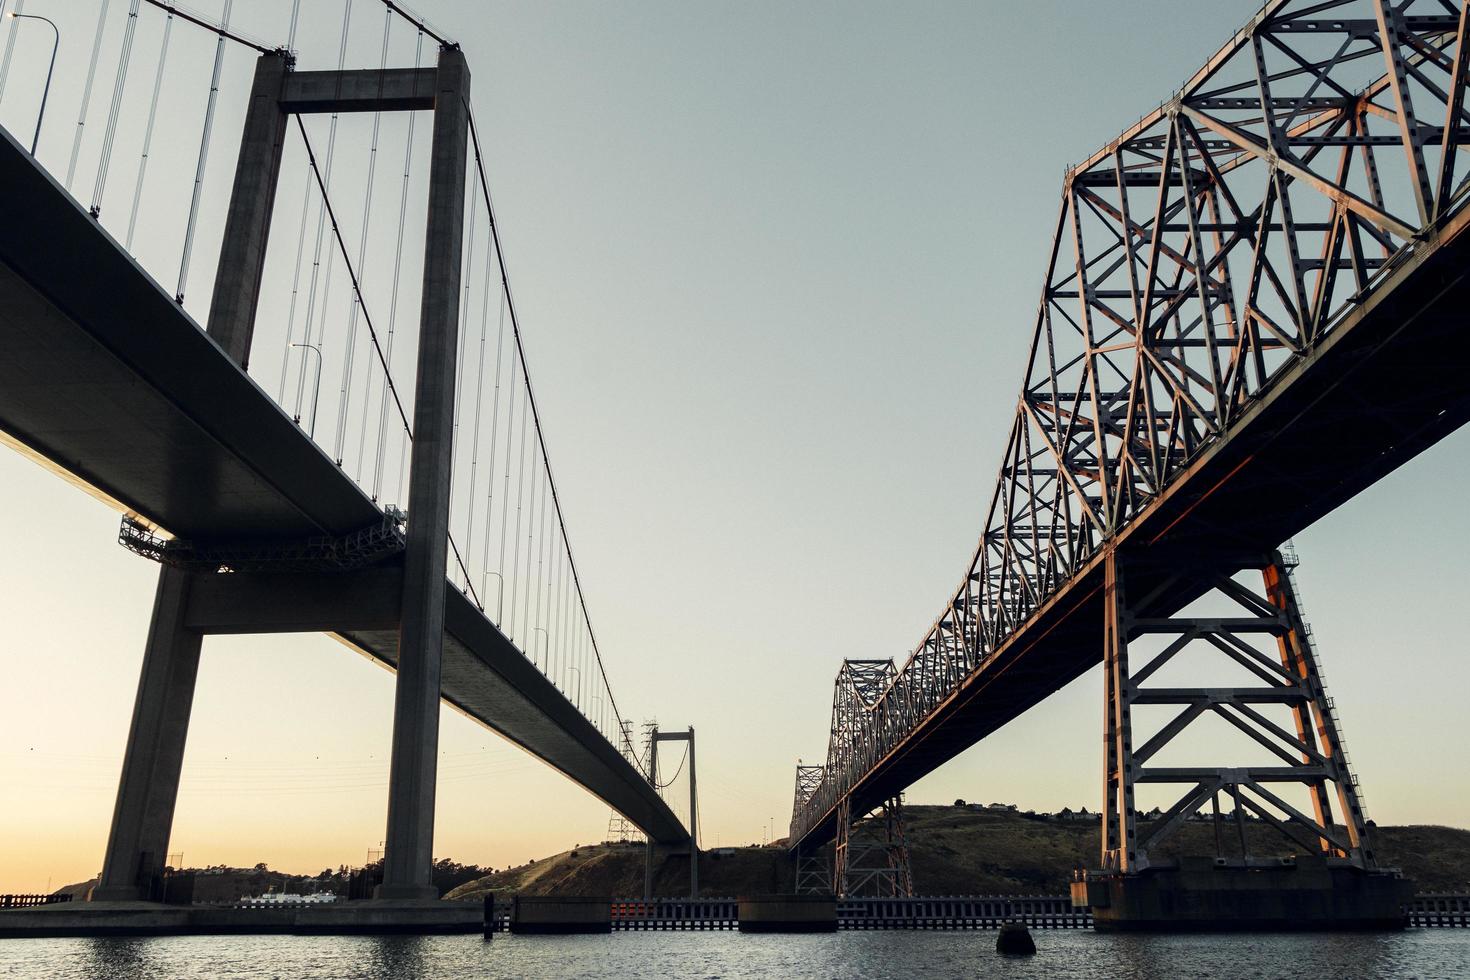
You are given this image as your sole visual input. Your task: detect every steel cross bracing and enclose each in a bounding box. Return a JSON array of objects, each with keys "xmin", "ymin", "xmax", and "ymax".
[
  {"xmin": 792, "ymin": 764, "xmax": 833, "ymax": 893},
  {"xmin": 1100, "ymin": 551, "xmax": 1372, "ymax": 873},
  {"xmin": 791, "ymin": 0, "xmax": 1470, "ymax": 847},
  {"xmin": 833, "ymin": 795, "xmax": 915, "ymax": 899}
]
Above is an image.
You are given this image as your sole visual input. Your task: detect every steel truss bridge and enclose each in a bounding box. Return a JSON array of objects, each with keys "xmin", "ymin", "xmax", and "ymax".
[{"xmin": 791, "ymin": 0, "xmax": 1470, "ymax": 899}]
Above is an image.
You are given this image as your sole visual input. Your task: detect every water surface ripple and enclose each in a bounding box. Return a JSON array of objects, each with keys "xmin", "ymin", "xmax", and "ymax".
[{"xmin": 1, "ymin": 929, "xmax": 1466, "ymax": 979}]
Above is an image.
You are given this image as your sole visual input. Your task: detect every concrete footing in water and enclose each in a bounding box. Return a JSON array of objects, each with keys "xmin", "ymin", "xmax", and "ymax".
[
  {"xmin": 996, "ymin": 921, "xmax": 1036, "ymax": 954},
  {"xmin": 1073, "ymin": 858, "xmax": 1416, "ymax": 931},
  {"xmin": 0, "ymin": 900, "xmax": 483, "ymax": 937},
  {"xmin": 509, "ymin": 896, "xmax": 612, "ymax": 934},
  {"xmin": 737, "ymin": 895, "xmax": 838, "ymax": 933}
]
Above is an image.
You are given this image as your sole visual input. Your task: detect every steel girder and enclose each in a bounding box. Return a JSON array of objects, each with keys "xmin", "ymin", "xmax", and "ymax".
[{"xmin": 792, "ymin": 0, "xmax": 1470, "ymax": 847}]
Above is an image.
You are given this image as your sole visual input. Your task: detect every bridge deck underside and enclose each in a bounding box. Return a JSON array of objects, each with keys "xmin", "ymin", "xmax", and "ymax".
[
  {"xmin": 798, "ymin": 205, "xmax": 1470, "ymax": 851},
  {"xmin": 0, "ymin": 129, "xmax": 687, "ymax": 846}
]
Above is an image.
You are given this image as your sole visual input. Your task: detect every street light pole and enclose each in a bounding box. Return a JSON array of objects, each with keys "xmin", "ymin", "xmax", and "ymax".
[
  {"xmin": 290, "ymin": 342, "xmax": 323, "ymax": 438},
  {"xmin": 8, "ymin": 12, "xmax": 58, "ymax": 156}
]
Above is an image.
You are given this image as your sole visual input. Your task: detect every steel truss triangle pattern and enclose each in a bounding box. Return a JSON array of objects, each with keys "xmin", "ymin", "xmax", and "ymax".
[{"xmin": 834, "ymin": 795, "xmax": 915, "ymax": 899}]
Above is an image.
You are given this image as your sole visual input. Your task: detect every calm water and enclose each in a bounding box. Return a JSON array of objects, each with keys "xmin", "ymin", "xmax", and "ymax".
[{"xmin": 0, "ymin": 930, "xmax": 1466, "ymax": 979}]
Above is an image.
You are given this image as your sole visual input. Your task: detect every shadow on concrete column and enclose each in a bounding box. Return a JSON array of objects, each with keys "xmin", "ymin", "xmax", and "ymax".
[
  {"xmin": 93, "ymin": 566, "xmax": 203, "ymax": 901},
  {"xmin": 376, "ymin": 45, "xmax": 471, "ymax": 901},
  {"xmin": 93, "ymin": 50, "xmax": 292, "ymax": 902}
]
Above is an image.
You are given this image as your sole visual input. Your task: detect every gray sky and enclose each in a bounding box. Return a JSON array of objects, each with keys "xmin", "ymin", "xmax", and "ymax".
[{"xmin": 1, "ymin": 0, "xmax": 1466, "ymax": 891}]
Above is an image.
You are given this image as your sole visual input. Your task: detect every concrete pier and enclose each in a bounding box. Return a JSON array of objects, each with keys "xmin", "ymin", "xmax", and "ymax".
[
  {"xmin": 509, "ymin": 896, "xmax": 612, "ymax": 934},
  {"xmin": 0, "ymin": 900, "xmax": 482, "ymax": 937},
  {"xmin": 92, "ymin": 567, "xmax": 203, "ymax": 902},
  {"xmin": 377, "ymin": 45, "xmax": 470, "ymax": 900},
  {"xmin": 737, "ymin": 895, "xmax": 838, "ymax": 933},
  {"xmin": 1073, "ymin": 859, "xmax": 1415, "ymax": 931}
]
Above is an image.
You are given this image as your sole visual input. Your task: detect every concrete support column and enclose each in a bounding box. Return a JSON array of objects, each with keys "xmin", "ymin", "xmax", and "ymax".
[
  {"xmin": 377, "ymin": 46, "xmax": 471, "ymax": 900},
  {"xmin": 205, "ymin": 51, "xmax": 290, "ymax": 367},
  {"xmin": 93, "ymin": 566, "xmax": 203, "ymax": 901}
]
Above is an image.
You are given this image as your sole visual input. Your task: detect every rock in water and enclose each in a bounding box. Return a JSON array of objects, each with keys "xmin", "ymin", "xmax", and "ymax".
[{"xmin": 996, "ymin": 921, "xmax": 1036, "ymax": 955}]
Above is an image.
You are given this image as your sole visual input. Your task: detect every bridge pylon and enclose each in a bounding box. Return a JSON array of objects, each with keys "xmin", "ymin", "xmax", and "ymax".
[
  {"xmin": 791, "ymin": 764, "xmax": 833, "ymax": 894},
  {"xmin": 93, "ymin": 44, "xmax": 474, "ymax": 903},
  {"xmin": 834, "ymin": 794, "xmax": 914, "ymax": 899},
  {"xmin": 1080, "ymin": 548, "xmax": 1410, "ymax": 928}
]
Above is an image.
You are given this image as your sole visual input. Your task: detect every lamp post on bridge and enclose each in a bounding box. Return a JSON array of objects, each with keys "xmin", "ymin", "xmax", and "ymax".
[
  {"xmin": 289, "ymin": 342, "xmax": 323, "ymax": 438},
  {"xmin": 7, "ymin": 11, "xmax": 58, "ymax": 156}
]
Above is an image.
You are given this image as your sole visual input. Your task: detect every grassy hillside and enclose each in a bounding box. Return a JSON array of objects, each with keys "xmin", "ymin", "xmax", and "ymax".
[
  {"xmin": 447, "ymin": 806, "xmax": 1470, "ymax": 900},
  {"xmin": 444, "ymin": 841, "xmax": 790, "ymax": 902}
]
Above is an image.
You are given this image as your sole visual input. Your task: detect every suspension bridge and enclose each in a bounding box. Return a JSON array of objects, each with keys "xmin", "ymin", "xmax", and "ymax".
[
  {"xmin": 0, "ymin": 0, "xmax": 692, "ymax": 911},
  {"xmin": 789, "ymin": 0, "xmax": 1470, "ymax": 929}
]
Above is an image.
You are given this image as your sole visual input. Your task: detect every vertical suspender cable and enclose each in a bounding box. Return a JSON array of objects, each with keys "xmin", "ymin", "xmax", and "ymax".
[
  {"xmin": 336, "ymin": 5, "xmax": 393, "ymax": 471},
  {"xmin": 91, "ymin": 0, "xmax": 141, "ymax": 217},
  {"xmin": 295, "ymin": 0, "xmax": 352, "ymax": 421},
  {"xmin": 176, "ymin": 0, "xmax": 233, "ymax": 303},
  {"xmin": 287, "ymin": 0, "xmax": 302, "ymax": 51},
  {"xmin": 463, "ymin": 224, "xmax": 496, "ymax": 597},
  {"xmin": 371, "ymin": 29, "xmax": 423, "ymax": 502},
  {"xmin": 495, "ymin": 355, "xmax": 518, "ymax": 625},
  {"xmin": 0, "ymin": 0, "xmax": 23, "ymax": 107},
  {"xmin": 553, "ymin": 533, "xmax": 566, "ymax": 684},
  {"xmin": 67, "ymin": 0, "xmax": 112, "ymax": 191},
  {"xmin": 533, "ymin": 470, "xmax": 549, "ymax": 663},
  {"xmin": 447, "ymin": 191, "xmax": 478, "ymax": 586},
  {"xmin": 278, "ymin": 168, "xmax": 316, "ymax": 401},
  {"xmin": 126, "ymin": 10, "xmax": 173, "ymax": 250},
  {"xmin": 479, "ymin": 287, "xmax": 508, "ymax": 603},
  {"xmin": 508, "ymin": 384, "xmax": 530, "ymax": 638},
  {"xmin": 465, "ymin": 110, "xmax": 638, "ymax": 745},
  {"xmin": 521, "ymin": 445, "xmax": 538, "ymax": 647}
]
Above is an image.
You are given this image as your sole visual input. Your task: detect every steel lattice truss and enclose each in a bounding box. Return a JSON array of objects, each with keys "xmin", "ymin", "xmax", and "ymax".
[{"xmin": 794, "ymin": 0, "xmax": 1470, "ymax": 844}]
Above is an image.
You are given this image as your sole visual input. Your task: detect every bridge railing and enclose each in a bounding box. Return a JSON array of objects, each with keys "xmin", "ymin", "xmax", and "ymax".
[
  {"xmin": 0, "ymin": 893, "xmax": 73, "ymax": 908},
  {"xmin": 794, "ymin": 0, "xmax": 1470, "ymax": 844}
]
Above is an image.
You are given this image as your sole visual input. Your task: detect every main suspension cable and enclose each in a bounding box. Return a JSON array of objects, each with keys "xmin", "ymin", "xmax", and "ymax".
[
  {"xmin": 294, "ymin": 117, "xmax": 411, "ymax": 437},
  {"xmin": 296, "ymin": 115, "xmax": 480, "ymax": 606},
  {"xmin": 139, "ymin": 0, "xmax": 273, "ymax": 53},
  {"xmin": 375, "ymin": 0, "xmax": 451, "ymax": 48},
  {"xmin": 464, "ymin": 104, "xmax": 635, "ymax": 747}
]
